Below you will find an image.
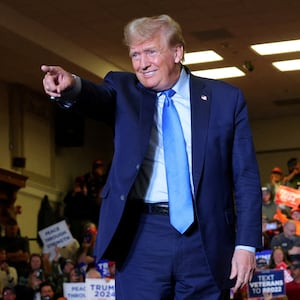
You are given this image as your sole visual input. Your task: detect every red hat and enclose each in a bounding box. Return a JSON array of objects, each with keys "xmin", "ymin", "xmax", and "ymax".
[{"xmin": 272, "ymin": 167, "xmax": 283, "ymax": 174}]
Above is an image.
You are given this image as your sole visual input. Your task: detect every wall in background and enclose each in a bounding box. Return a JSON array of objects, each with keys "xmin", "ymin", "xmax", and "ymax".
[
  {"xmin": 0, "ymin": 80, "xmax": 299, "ymax": 253},
  {"xmin": 0, "ymin": 81, "xmax": 113, "ymax": 253}
]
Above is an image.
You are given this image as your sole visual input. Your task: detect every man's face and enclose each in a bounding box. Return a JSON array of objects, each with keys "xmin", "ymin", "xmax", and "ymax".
[
  {"xmin": 129, "ymin": 33, "xmax": 183, "ymax": 91},
  {"xmin": 284, "ymin": 223, "xmax": 296, "ymax": 238},
  {"xmin": 271, "ymin": 172, "xmax": 282, "ymax": 182},
  {"xmin": 30, "ymin": 255, "xmax": 41, "ymax": 270},
  {"xmin": 40, "ymin": 286, "xmax": 54, "ymax": 299},
  {"xmin": 291, "ymin": 211, "xmax": 300, "ymax": 221}
]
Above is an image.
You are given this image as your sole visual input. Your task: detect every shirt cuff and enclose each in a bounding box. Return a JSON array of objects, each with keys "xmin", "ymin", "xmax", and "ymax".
[
  {"xmin": 51, "ymin": 74, "xmax": 82, "ymax": 108},
  {"xmin": 235, "ymin": 245, "xmax": 256, "ymax": 253}
]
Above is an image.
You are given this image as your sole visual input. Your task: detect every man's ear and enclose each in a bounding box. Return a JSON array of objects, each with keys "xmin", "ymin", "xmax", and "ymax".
[{"xmin": 174, "ymin": 45, "xmax": 184, "ymax": 63}]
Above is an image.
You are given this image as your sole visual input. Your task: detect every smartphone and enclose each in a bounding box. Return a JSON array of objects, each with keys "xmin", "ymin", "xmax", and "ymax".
[{"xmin": 266, "ymin": 222, "xmax": 277, "ymax": 230}]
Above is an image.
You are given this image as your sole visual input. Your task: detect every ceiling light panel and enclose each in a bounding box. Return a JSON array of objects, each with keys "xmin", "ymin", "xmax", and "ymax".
[
  {"xmin": 272, "ymin": 59, "xmax": 300, "ymax": 71},
  {"xmin": 251, "ymin": 39, "xmax": 300, "ymax": 55},
  {"xmin": 192, "ymin": 67, "xmax": 245, "ymax": 79},
  {"xmin": 184, "ymin": 50, "xmax": 223, "ymax": 65}
]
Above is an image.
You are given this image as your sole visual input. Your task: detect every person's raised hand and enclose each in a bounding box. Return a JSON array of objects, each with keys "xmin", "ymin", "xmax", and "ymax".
[{"xmin": 41, "ymin": 65, "xmax": 75, "ymax": 98}]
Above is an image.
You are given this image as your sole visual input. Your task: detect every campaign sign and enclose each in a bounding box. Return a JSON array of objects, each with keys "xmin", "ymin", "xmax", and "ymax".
[
  {"xmin": 38, "ymin": 220, "xmax": 73, "ymax": 250},
  {"xmin": 86, "ymin": 278, "xmax": 115, "ymax": 300},
  {"xmin": 248, "ymin": 269, "xmax": 285, "ymax": 298},
  {"xmin": 96, "ymin": 259, "xmax": 111, "ymax": 278},
  {"xmin": 255, "ymin": 249, "xmax": 272, "ymax": 265},
  {"xmin": 63, "ymin": 282, "xmax": 86, "ymax": 300},
  {"xmin": 275, "ymin": 185, "xmax": 300, "ymax": 208}
]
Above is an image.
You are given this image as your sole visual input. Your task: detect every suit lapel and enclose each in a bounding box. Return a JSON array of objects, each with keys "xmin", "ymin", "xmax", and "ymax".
[{"xmin": 190, "ymin": 75, "xmax": 211, "ymax": 196}]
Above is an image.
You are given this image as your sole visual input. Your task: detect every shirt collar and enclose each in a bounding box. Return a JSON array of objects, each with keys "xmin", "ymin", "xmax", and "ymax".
[{"xmin": 171, "ymin": 67, "xmax": 190, "ymax": 99}]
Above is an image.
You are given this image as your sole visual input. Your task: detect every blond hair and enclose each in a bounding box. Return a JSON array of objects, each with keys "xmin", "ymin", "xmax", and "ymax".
[{"xmin": 124, "ymin": 14, "xmax": 185, "ymax": 51}]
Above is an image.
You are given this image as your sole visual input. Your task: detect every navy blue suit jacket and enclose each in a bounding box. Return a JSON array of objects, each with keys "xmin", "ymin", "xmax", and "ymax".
[{"xmin": 72, "ymin": 69, "xmax": 262, "ymax": 288}]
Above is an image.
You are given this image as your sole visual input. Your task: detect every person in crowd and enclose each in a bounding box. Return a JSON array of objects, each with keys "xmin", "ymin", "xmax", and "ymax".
[
  {"xmin": 63, "ymin": 176, "xmax": 89, "ymax": 242},
  {"xmin": 271, "ymin": 220, "xmax": 300, "ymax": 253},
  {"xmin": 261, "ymin": 186, "xmax": 277, "ymax": 221},
  {"xmin": 268, "ymin": 246, "xmax": 293, "ymax": 283},
  {"xmin": 263, "ymin": 215, "xmax": 283, "ymax": 245},
  {"xmin": 269, "ymin": 166, "xmax": 284, "ymax": 197},
  {"xmin": 41, "ymin": 14, "xmax": 262, "ymax": 299},
  {"xmin": 285, "ymin": 257, "xmax": 300, "ymax": 300},
  {"xmin": 85, "ymin": 267, "xmax": 101, "ymax": 279},
  {"xmin": 68, "ymin": 267, "xmax": 84, "ymax": 283},
  {"xmin": 274, "ymin": 207, "xmax": 300, "ymax": 235},
  {"xmin": 1, "ymin": 287, "xmax": 16, "ymax": 300},
  {"xmin": 261, "ymin": 217, "xmax": 272, "ymax": 250},
  {"xmin": 0, "ymin": 249, "xmax": 17, "ymax": 297},
  {"xmin": 283, "ymin": 157, "xmax": 300, "ymax": 189},
  {"xmin": 51, "ymin": 257, "xmax": 75, "ymax": 299},
  {"xmin": 65, "ymin": 159, "xmax": 107, "ymax": 231},
  {"xmin": 288, "ymin": 242, "xmax": 300, "ymax": 257},
  {"xmin": 47, "ymin": 218, "xmax": 80, "ymax": 263},
  {"xmin": 27, "ymin": 253, "xmax": 46, "ymax": 293},
  {"xmin": 267, "ymin": 166, "xmax": 291, "ymax": 216},
  {"xmin": 83, "ymin": 159, "xmax": 107, "ymax": 215},
  {"xmin": 39, "ymin": 282, "xmax": 56, "ymax": 300},
  {"xmin": 0, "ymin": 219, "xmax": 30, "ymax": 278},
  {"xmin": 76, "ymin": 222, "xmax": 97, "ymax": 276}
]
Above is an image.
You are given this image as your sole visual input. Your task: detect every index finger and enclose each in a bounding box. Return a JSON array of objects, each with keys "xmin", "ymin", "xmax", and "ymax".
[
  {"xmin": 41, "ymin": 64, "xmax": 51, "ymax": 73},
  {"xmin": 41, "ymin": 65, "xmax": 61, "ymax": 75}
]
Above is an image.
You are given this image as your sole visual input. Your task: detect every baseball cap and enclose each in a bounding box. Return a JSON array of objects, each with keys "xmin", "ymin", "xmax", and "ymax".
[{"xmin": 272, "ymin": 167, "xmax": 283, "ymax": 174}]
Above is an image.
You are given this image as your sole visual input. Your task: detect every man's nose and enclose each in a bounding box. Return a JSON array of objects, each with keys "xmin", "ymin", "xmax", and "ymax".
[{"xmin": 140, "ymin": 53, "xmax": 150, "ymax": 69}]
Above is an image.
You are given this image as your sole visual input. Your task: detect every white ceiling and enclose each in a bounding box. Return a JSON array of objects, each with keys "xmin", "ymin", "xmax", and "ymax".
[{"xmin": 1, "ymin": 0, "xmax": 300, "ymax": 120}]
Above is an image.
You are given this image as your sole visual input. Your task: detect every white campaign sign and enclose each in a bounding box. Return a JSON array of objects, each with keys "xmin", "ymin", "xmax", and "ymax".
[
  {"xmin": 86, "ymin": 278, "xmax": 116, "ymax": 300},
  {"xmin": 38, "ymin": 220, "xmax": 73, "ymax": 250},
  {"xmin": 63, "ymin": 282, "xmax": 86, "ymax": 300}
]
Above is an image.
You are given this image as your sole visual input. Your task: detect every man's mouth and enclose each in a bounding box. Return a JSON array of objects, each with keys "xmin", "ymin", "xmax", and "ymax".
[{"xmin": 141, "ymin": 70, "xmax": 156, "ymax": 77}]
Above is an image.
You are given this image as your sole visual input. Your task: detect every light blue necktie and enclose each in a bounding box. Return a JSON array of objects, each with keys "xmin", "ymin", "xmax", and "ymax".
[{"xmin": 162, "ymin": 89, "xmax": 194, "ymax": 234}]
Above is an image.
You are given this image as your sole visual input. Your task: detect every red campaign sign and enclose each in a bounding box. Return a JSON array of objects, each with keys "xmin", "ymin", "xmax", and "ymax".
[{"xmin": 275, "ymin": 186, "xmax": 300, "ymax": 209}]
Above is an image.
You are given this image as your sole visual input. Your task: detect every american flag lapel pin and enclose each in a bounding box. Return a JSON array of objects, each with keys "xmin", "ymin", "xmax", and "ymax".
[{"xmin": 201, "ymin": 95, "xmax": 208, "ymax": 101}]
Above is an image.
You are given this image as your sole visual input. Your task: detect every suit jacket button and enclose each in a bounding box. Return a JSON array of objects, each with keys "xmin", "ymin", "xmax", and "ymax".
[
  {"xmin": 136, "ymin": 164, "xmax": 140, "ymax": 170},
  {"xmin": 120, "ymin": 195, "xmax": 125, "ymax": 201}
]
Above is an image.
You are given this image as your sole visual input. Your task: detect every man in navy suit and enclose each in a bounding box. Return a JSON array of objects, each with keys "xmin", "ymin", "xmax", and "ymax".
[{"xmin": 42, "ymin": 14, "xmax": 262, "ymax": 300}]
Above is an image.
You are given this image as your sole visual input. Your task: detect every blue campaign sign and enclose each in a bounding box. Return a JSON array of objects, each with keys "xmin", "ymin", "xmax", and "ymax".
[
  {"xmin": 248, "ymin": 269, "xmax": 285, "ymax": 298},
  {"xmin": 255, "ymin": 249, "xmax": 272, "ymax": 265}
]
